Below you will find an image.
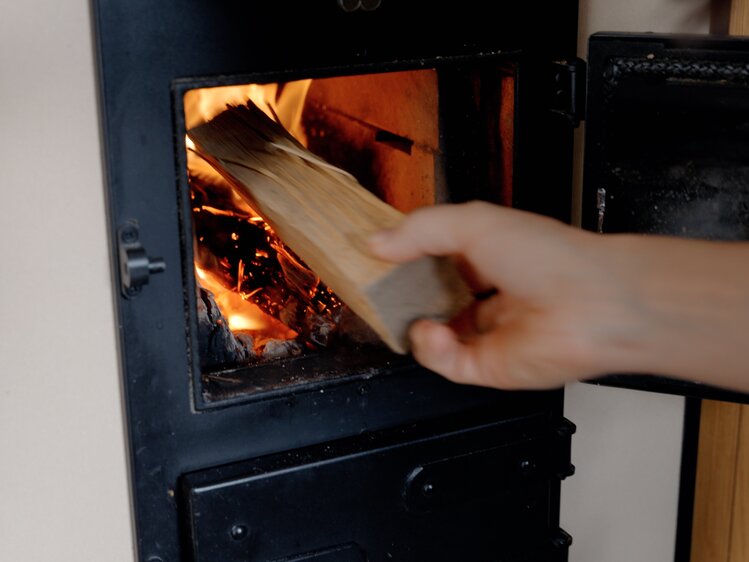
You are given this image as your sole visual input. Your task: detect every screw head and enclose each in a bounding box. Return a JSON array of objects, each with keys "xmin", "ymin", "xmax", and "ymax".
[
  {"xmin": 230, "ymin": 524, "xmax": 249, "ymax": 541},
  {"xmin": 519, "ymin": 459, "xmax": 535, "ymax": 474},
  {"xmin": 124, "ymin": 285, "xmax": 141, "ymax": 298},
  {"xmin": 121, "ymin": 226, "xmax": 138, "ymax": 243}
]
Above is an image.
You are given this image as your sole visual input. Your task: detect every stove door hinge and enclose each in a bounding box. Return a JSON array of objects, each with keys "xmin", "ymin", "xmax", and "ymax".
[
  {"xmin": 550, "ymin": 58, "xmax": 587, "ymax": 127},
  {"xmin": 118, "ymin": 221, "xmax": 166, "ymax": 299}
]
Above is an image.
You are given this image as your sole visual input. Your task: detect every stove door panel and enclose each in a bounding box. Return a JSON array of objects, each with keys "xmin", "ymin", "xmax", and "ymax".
[
  {"xmin": 182, "ymin": 416, "xmax": 573, "ymax": 562},
  {"xmin": 582, "ymin": 32, "xmax": 749, "ymax": 403}
]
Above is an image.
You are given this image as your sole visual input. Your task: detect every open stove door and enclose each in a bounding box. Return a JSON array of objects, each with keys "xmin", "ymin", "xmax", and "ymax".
[{"xmin": 582, "ymin": 32, "xmax": 749, "ymax": 404}]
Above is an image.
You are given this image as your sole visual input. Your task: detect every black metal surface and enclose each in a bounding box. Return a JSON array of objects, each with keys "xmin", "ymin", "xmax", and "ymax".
[
  {"xmin": 182, "ymin": 412, "xmax": 573, "ymax": 562},
  {"xmin": 582, "ymin": 33, "xmax": 749, "ymax": 402},
  {"xmin": 674, "ymin": 398, "xmax": 701, "ymax": 562},
  {"xmin": 92, "ymin": 2, "xmax": 579, "ymax": 560}
]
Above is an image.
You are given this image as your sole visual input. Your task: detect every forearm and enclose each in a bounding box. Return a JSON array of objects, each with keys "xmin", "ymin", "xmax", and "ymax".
[
  {"xmin": 370, "ymin": 202, "xmax": 749, "ymax": 391},
  {"xmin": 594, "ymin": 234, "xmax": 749, "ymax": 392}
]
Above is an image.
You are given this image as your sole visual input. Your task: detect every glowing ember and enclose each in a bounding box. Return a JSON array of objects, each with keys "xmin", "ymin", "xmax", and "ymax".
[
  {"xmin": 186, "ymin": 79, "xmax": 379, "ymax": 370},
  {"xmin": 195, "ymin": 265, "xmax": 292, "ymax": 334}
]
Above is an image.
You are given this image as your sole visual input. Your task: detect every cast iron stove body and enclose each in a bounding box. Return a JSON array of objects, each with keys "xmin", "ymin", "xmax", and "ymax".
[{"xmin": 93, "ymin": 2, "xmax": 580, "ymax": 560}]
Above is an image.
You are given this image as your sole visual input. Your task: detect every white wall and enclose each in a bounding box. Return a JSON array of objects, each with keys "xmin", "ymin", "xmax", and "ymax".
[
  {"xmin": 562, "ymin": 2, "xmax": 710, "ymax": 561},
  {"xmin": 563, "ymin": 384, "xmax": 686, "ymax": 562},
  {"xmin": 0, "ymin": 1, "xmax": 133, "ymax": 561},
  {"xmin": 0, "ymin": 1, "xmax": 711, "ymax": 561}
]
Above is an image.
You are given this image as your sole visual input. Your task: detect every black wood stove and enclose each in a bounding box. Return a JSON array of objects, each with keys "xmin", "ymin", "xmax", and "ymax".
[{"xmin": 92, "ymin": 1, "xmax": 749, "ymax": 560}]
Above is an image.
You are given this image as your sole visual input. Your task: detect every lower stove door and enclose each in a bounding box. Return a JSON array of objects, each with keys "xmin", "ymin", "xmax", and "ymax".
[{"xmin": 181, "ymin": 414, "xmax": 574, "ymax": 562}]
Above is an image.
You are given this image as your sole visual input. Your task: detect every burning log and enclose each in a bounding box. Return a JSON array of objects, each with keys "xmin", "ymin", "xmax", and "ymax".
[
  {"xmin": 188, "ymin": 102, "xmax": 472, "ymax": 353},
  {"xmin": 191, "ymin": 173, "xmax": 347, "ymax": 353},
  {"xmin": 197, "ymin": 287, "xmax": 255, "ymax": 370},
  {"xmin": 261, "ymin": 339, "xmax": 303, "ymax": 360},
  {"xmin": 197, "ymin": 285, "xmax": 308, "ymax": 368}
]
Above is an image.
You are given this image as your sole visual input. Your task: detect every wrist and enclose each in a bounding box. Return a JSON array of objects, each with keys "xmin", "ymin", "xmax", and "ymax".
[{"xmin": 573, "ymin": 233, "xmax": 659, "ymax": 378}]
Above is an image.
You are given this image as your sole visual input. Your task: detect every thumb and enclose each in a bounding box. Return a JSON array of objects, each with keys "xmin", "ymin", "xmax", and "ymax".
[{"xmin": 409, "ymin": 319, "xmax": 487, "ymax": 386}]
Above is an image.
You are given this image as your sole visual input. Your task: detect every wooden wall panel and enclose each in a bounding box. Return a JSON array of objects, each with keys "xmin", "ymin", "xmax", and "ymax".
[
  {"xmin": 691, "ymin": 401, "xmax": 742, "ymax": 562},
  {"xmin": 729, "ymin": 0, "xmax": 749, "ymax": 33},
  {"xmin": 728, "ymin": 407, "xmax": 749, "ymax": 561}
]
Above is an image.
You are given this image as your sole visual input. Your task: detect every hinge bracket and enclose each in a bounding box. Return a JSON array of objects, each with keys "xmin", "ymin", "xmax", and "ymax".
[{"xmin": 550, "ymin": 58, "xmax": 587, "ymax": 126}]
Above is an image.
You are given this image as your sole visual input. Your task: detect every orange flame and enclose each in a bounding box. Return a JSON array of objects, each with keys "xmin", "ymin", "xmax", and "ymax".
[
  {"xmin": 187, "ymin": 80, "xmax": 312, "ymax": 344},
  {"xmin": 184, "ymin": 80, "xmax": 311, "ymax": 142},
  {"xmin": 195, "ymin": 266, "xmax": 295, "ymax": 338}
]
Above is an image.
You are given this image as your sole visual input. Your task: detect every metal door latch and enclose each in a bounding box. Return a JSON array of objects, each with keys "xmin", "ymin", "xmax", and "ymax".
[{"xmin": 118, "ymin": 221, "xmax": 166, "ymax": 298}]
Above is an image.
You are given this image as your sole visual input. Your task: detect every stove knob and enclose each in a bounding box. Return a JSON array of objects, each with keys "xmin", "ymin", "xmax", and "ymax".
[{"xmin": 118, "ymin": 222, "xmax": 166, "ymax": 298}]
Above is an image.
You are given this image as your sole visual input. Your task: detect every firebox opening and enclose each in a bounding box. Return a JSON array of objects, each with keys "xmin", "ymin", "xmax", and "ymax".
[{"xmin": 180, "ymin": 63, "xmax": 515, "ymax": 404}]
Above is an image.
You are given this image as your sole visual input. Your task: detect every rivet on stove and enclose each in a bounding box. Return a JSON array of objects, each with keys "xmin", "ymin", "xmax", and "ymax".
[
  {"xmin": 230, "ymin": 524, "xmax": 249, "ymax": 541},
  {"xmin": 121, "ymin": 226, "xmax": 138, "ymax": 243},
  {"xmin": 519, "ymin": 459, "xmax": 535, "ymax": 474}
]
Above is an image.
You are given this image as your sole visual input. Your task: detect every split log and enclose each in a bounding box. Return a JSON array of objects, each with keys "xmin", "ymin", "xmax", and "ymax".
[{"xmin": 188, "ymin": 102, "xmax": 472, "ymax": 353}]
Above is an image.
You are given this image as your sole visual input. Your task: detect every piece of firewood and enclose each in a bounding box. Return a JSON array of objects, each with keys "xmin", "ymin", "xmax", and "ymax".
[{"xmin": 188, "ymin": 102, "xmax": 472, "ymax": 353}]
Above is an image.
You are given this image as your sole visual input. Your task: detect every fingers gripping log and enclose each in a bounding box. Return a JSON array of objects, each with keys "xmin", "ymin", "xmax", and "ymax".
[{"xmin": 188, "ymin": 102, "xmax": 472, "ymax": 353}]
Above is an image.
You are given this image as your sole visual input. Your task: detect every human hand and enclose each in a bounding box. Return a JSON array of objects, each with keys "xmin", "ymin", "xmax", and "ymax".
[{"xmin": 368, "ymin": 201, "xmax": 644, "ymax": 390}]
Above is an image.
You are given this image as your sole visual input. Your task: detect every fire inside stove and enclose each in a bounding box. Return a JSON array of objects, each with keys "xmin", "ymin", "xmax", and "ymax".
[
  {"xmin": 182, "ymin": 67, "xmax": 514, "ymax": 381},
  {"xmin": 184, "ymin": 71, "xmax": 444, "ymax": 374}
]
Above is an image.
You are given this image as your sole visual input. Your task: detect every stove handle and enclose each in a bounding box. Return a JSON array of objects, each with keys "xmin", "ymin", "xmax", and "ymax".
[{"xmin": 118, "ymin": 221, "xmax": 166, "ymax": 298}]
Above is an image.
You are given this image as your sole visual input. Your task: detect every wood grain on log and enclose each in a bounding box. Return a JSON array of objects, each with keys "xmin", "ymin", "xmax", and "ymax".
[{"xmin": 188, "ymin": 102, "xmax": 472, "ymax": 353}]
